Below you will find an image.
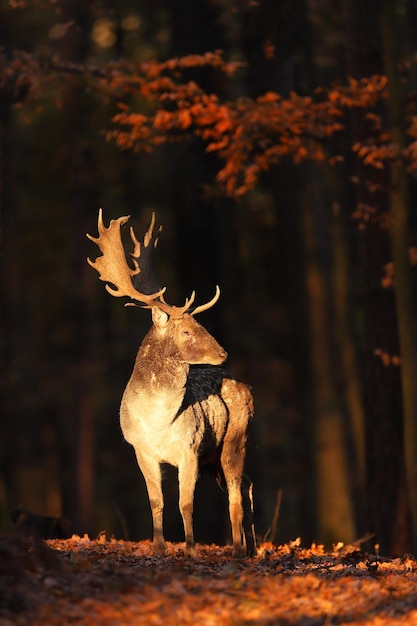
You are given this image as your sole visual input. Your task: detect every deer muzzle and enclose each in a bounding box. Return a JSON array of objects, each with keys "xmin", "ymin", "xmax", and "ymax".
[{"xmin": 219, "ymin": 349, "xmax": 228, "ymax": 362}]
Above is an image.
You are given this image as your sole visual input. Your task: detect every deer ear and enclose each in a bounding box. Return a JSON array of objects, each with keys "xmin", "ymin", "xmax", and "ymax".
[{"xmin": 152, "ymin": 307, "xmax": 169, "ymax": 329}]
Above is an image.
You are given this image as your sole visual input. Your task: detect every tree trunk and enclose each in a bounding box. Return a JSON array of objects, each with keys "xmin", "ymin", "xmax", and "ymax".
[
  {"xmin": 331, "ymin": 200, "xmax": 366, "ymax": 499},
  {"xmin": 56, "ymin": 0, "xmax": 96, "ymax": 534},
  {"xmin": 381, "ymin": 0, "xmax": 417, "ymax": 551},
  {"xmin": 341, "ymin": 0, "xmax": 407, "ymax": 554},
  {"xmin": 301, "ymin": 166, "xmax": 355, "ymax": 545}
]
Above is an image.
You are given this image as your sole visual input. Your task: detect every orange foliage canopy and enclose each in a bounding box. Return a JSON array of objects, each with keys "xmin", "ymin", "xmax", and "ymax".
[
  {"xmin": 4, "ymin": 49, "xmax": 417, "ymax": 196},
  {"xmin": 103, "ymin": 54, "xmax": 399, "ymax": 196}
]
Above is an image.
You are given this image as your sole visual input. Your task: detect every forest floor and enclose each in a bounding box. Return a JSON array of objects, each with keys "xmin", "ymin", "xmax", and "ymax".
[{"xmin": 1, "ymin": 534, "xmax": 417, "ymax": 625}]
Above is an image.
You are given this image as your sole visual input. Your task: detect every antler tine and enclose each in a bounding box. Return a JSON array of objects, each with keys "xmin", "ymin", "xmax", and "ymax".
[
  {"xmin": 167, "ymin": 290, "xmax": 196, "ymax": 317},
  {"xmin": 137, "ymin": 290, "xmax": 196, "ymax": 317},
  {"xmin": 191, "ymin": 285, "xmax": 221, "ymax": 316},
  {"xmin": 129, "ymin": 212, "xmax": 162, "ymax": 297}
]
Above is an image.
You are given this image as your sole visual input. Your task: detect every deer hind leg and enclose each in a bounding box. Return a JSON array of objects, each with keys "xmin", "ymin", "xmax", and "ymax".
[
  {"xmin": 223, "ymin": 466, "xmax": 256, "ymax": 558},
  {"xmin": 221, "ymin": 380, "xmax": 255, "ymax": 557},
  {"xmin": 221, "ymin": 437, "xmax": 247, "ymax": 558},
  {"xmin": 242, "ymin": 473, "xmax": 256, "ymax": 557},
  {"xmin": 134, "ymin": 449, "xmax": 165, "ymax": 555},
  {"xmin": 178, "ymin": 454, "xmax": 198, "ymax": 556}
]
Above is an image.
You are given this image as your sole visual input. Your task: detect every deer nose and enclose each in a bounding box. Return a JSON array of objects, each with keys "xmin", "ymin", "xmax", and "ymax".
[{"xmin": 219, "ymin": 350, "xmax": 228, "ymax": 362}]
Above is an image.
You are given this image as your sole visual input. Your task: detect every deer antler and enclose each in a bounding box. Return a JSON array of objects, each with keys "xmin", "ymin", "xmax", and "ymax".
[
  {"xmin": 87, "ymin": 210, "xmax": 220, "ymax": 318},
  {"xmin": 191, "ymin": 285, "xmax": 220, "ymax": 315},
  {"xmin": 87, "ymin": 209, "xmax": 166, "ymax": 305}
]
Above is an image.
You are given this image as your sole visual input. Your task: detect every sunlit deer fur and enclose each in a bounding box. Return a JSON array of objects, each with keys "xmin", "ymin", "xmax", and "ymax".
[{"xmin": 87, "ymin": 211, "xmax": 255, "ymax": 557}]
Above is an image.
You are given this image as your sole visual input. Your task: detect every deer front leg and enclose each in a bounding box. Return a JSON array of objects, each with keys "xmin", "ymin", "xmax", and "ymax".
[
  {"xmin": 178, "ymin": 455, "xmax": 198, "ymax": 556},
  {"xmin": 134, "ymin": 449, "xmax": 165, "ymax": 555}
]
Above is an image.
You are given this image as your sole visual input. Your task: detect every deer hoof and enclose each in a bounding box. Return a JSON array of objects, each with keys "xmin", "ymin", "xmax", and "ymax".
[
  {"xmin": 232, "ymin": 546, "xmax": 246, "ymax": 559},
  {"xmin": 185, "ymin": 545, "xmax": 197, "ymax": 558},
  {"xmin": 152, "ymin": 543, "xmax": 166, "ymax": 557}
]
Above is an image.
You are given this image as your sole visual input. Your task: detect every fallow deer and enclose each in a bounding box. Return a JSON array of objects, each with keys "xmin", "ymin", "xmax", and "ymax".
[{"xmin": 87, "ymin": 210, "xmax": 255, "ymax": 557}]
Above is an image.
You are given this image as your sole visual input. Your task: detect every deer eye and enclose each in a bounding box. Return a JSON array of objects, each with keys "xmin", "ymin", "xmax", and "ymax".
[{"xmin": 181, "ymin": 330, "xmax": 191, "ymax": 337}]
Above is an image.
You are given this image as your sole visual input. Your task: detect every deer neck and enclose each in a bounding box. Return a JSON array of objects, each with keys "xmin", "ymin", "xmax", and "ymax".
[{"xmin": 128, "ymin": 328, "xmax": 189, "ymax": 421}]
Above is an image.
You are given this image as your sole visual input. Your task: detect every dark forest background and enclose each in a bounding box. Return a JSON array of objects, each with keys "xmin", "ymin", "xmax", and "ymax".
[{"xmin": 2, "ymin": 0, "xmax": 417, "ymax": 555}]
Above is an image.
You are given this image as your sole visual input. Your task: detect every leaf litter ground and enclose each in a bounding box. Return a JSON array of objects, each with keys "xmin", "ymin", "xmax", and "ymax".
[{"xmin": 1, "ymin": 534, "xmax": 417, "ymax": 625}]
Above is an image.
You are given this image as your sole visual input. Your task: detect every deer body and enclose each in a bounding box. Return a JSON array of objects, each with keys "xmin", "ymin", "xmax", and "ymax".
[{"xmin": 87, "ymin": 211, "xmax": 255, "ymax": 557}]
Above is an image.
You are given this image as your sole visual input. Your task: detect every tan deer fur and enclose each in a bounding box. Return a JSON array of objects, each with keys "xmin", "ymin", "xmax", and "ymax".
[{"xmin": 87, "ymin": 211, "xmax": 255, "ymax": 557}]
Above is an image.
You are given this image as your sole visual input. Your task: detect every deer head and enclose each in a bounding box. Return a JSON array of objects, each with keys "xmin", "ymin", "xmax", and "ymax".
[
  {"xmin": 149, "ymin": 307, "xmax": 227, "ymax": 365},
  {"xmin": 86, "ymin": 209, "xmax": 221, "ymax": 319}
]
